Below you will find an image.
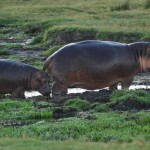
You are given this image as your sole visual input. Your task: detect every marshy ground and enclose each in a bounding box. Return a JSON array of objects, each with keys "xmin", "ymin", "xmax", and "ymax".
[
  {"xmin": 0, "ymin": 0, "xmax": 150, "ymax": 149},
  {"xmin": 0, "ymin": 28, "xmax": 150, "ymax": 144}
]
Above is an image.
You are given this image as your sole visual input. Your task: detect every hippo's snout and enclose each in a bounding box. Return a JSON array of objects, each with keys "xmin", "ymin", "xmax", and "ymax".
[
  {"xmin": 43, "ymin": 91, "xmax": 51, "ymax": 97},
  {"xmin": 38, "ymin": 82, "xmax": 51, "ymax": 96}
]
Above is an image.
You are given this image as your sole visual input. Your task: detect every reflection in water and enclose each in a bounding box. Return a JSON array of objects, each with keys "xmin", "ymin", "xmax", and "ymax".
[{"xmin": 25, "ymin": 85, "xmax": 150, "ymax": 98}]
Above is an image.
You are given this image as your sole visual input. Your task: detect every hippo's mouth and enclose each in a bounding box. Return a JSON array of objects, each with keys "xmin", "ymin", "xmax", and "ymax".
[
  {"xmin": 42, "ymin": 92, "xmax": 50, "ymax": 97},
  {"xmin": 37, "ymin": 83, "xmax": 50, "ymax": 97}
]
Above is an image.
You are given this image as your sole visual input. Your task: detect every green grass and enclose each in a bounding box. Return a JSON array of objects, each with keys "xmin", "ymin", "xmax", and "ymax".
[
  {"xmin": 43, "ymin": 26, "xmax": 97, "ymax": 46},
  {"xmin": 1, "ymin": 0, "xmax": 150, "ymax": 147},
  {"xmin": 0, "ymin": 50, "xmax": 10, "ymax": 56},
  {"xmin": 110, "ymin": 0, "xmax": 130, "ymax": 11},
  {"xmin": 0, "ymin": 90, "xmax": 150, "ymax": 143},
  {"xmin": 0, "ymin": 0, "xmax": 150, "ymax": 46},
  {"xmin": 110, "ymin": 89, "xmax": 150, "ymax": 102},
  {"xmin": 144, "ymin": 0, "xmax": 150, "ymax": 9},
  {"xmin": 0, "ymin": 89, "xmax": 149, "ymax": 144},
  {"xmin": 0, "ymin": 43, "xmax": 23, "ymax": 49},
  {"xmin": 32, "ymin": 60, "xmax": 44, "ymax": 70},
  {"xmin": 64, "ymin": 98, "xmax": 90, "ymax": 110},
  {"xmin": 0, "ymin": 99, "xmax": 52, "ymax": 120},
  {"xmin": 91, "ymin": 103, "xmax": 111, "ymax": 112},
  {"xmin": 1, "ymin": 138, "xmax": 150, "ymax": 150},
  {"xmin": 1, "ymin": 111, "xmax": 150, "ymax": 142},
  {"xmin": 43, "ymin": 45, "xmax": 63, "ymax": 57},
  {"xmin": 109, "ymin": 89, "xmax": 150, "ymax": 110}
]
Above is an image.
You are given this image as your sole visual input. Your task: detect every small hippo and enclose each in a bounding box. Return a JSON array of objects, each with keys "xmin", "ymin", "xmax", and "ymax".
[
  {"xmin": 0, "ymin": 59, "xmax": 50, "ymax": 98},
  {"xmin": 43, "ymin": 40, "xmax": 150, "ymax": 97}
]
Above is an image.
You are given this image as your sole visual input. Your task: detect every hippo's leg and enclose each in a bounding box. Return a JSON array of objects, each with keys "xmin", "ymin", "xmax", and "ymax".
[
  {"xmin": 109, "ymin": 83, "xmax": 118, "ymax": 90},
  {"xmin": 51, "ymin": 81, "xmax": 68, "ymax": 102},
  {"xmin": 11, "ymin": 88, "xmax": 25, "ymax": 99},
  {"xmin": 121, "ymin": 77, "xmax": 134, "ymax": 89}
]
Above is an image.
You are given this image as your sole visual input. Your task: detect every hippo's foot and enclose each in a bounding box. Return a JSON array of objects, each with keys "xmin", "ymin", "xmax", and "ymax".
[
  {"xmin": 11, "ymin": 93, "xmax": 25, "ymax": 99},
  {"xmin": 11, "ymin": 88, "xmax": 25, "ymax": 99},
  {"xmin": 109, "ymin": 83, "xmax": 118, "ymax": 91},
  {"xmin": 52, "ymin": 94, "xmax": 66, "ymax": 103},
  {"xmin": 51, "ymin": 81, "xmax": 68, "ymax": 103},
  {"xmin": 121, "ymin": 77, "xmax": 134, "ymax": 89}
]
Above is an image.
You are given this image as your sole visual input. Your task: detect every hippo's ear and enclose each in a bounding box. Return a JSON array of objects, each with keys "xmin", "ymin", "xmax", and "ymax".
[{"xmin": 34, "ymin": 71, "xmax": 42, "ymax": 79}]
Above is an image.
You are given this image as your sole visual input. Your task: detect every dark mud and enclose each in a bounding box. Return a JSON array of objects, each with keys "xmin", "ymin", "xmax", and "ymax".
[{"xmin": 31, "ymin": 88, "xmax": 150, "ymax": 112}]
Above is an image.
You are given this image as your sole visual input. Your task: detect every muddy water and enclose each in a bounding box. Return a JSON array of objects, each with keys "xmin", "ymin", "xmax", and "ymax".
[
  {"xmin": 0, "ymin": 38, "xmax": 44, "ymax": 59},
  {"xmin": 25, "ymin": 85, "xmax": 150, "ymax": 98}
]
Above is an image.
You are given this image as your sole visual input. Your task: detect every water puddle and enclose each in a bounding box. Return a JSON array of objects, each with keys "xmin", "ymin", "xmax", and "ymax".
[
  {"xmin": 10, "ymin": 50, "xmax": 42, "ymax": 58},
  {"xmin": 0, "ymin": 38, "xmax": 32, "ymax": 45}
]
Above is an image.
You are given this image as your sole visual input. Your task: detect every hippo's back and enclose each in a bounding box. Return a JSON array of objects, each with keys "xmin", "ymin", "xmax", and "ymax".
[
  {"xmin": 0, "ymin": 59, "xmax": 37, "ymax": 85},
  {"xmin": 47, "ymin": 40, "xmax": 135, "ymax": 73},
  {"xmin": 51, "ymin": 40, "xmax": 128, "ymax": 58},
  {"xmin": 0, "ymin": 59, "xmax": 37, "ymax": 72}
]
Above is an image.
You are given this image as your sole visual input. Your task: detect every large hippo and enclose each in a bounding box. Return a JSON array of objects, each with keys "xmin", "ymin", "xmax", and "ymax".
[
  {"xmin": 0, "ymin": 59, "xmax": 50, "ymax": 98},
  {"xmin": 43, "ymin": 40, "xmax": 150, "ymax": 97}
]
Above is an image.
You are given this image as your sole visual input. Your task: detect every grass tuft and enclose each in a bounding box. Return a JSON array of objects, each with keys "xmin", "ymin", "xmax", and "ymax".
[
  {"xmin": 0, "ymin": 100, "xmax": 33, "ymax": 111},
  {"xmin": 43, "ymin": 26, "xmax": 96, "ymax": 46},
  {"xmin": 109, "ymin": 90, "xmax": 150, "ymax": 110},
  {"xmin": 110, "ymin": 89, "xmax": 150, "ymax": 102},
  {"xmin": 144, "ymin": 0, "xmax": 150, "ymax": 9},
  {"xmin": 0, "ymin": 94, "xmax": 6, "ymax": 99},
  {"xmin": 110, "ymin": 0, "xmax": 130, "ymax": 11},
  {"xmin": 91, "ymin": 103, "xmax": 111, "ymax": 112},
  {"xmin": 0, "ymin": 49, "xmax": 10, "ymax": 55},
  {"xmin": 64, "ymin": 98, "xmax": 90, "ymax": 110},
  {"xmin": 43, "ymin": 45, "xmax": 63, "ymax": 57}
]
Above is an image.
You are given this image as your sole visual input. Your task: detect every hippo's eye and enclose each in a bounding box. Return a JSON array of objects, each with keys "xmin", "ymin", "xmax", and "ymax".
[{"xmin": 42, "ymin": 79, "xmax": 46, "ymax": 84}]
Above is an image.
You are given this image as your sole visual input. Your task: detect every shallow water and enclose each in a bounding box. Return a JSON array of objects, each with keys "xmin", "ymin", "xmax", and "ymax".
[{"xmin": 25, "ymin": 85, "xmax": 150, "ymax": 98}]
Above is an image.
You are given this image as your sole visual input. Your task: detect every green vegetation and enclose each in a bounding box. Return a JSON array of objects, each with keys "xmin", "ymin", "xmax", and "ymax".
[
  {"xmin": 1, "ymin": 110, "xmax": 150, "ymax": 142},
  {"xmin": 64, "ymin": 98, "xmax": 90, "ymax": 110},
  {"xmin": 144, "ymin": 0, "xmax": 150, "ymax": 9},
  {"xmin": 0, "ymin": 49, "xmax": 9, "ymax": 56},
  {"xmin": 0, "ymin": 99, "xmax": 52, "ymax": 120},
  {"xmin": 43, "ymin": 26, "xmax": 97, "ymax": 47},
  {"xmin": 91, "ymin": 103, "xmax": 111, "ymax": 112},
  {"xmin": 32, "ymin": 60, "xmax": 44, "ymax": 70},
  {"xmin": 1, "ymin": 0, "xmax": 150, "ymax": 47},
  {"xmin": 110, "ymin": 89, "xmax": 150, "ymax": 102},
  {"xmin": 0, "ymin": 90, "xmax": 150, "ymax": 144},
  {"xmin": 109, "ymin": 90, "xmax": 150, "ymax": 110},
  {"xmin": 110, "ymin": 0, "xmax": 130, "ymax": 11},
  {"xmin": 1, "ymin": 138, "xmax": 150, "ymax": 150},
  {"xmin": 0, "ymin": 0, "xmax": 150, "ymax": 148},
  {"xmin": 0, "ymin": 43, "xmax": 23, "ymax": 49},
  {"xmin": 43, "ymin": 45, "xmax": 63, "ymax": 57}
]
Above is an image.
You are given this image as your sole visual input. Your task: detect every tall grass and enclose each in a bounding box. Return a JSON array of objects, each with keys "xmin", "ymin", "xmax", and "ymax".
[
  {"xmin": 0, "ymin": 0, "xmax": 149, "ymax": 35},
  {"xmin": 1, "ymin": 138, "xmax": 150, "ymax": 150},
  {"xmin": 110, "ymin": 0, "xmax": 130, "ymax": 11},
  {"xmin": 0, "ymin": 50, "xmax": 9, "ymax": 56},
  {"xmin": 144, "ymin": 0, "xmax": 150, "ymax": 9},
  {"xmin": 1, "ymin": 111, "xmax": 150, "ymax": 142}
]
